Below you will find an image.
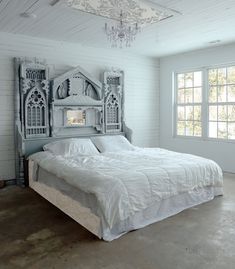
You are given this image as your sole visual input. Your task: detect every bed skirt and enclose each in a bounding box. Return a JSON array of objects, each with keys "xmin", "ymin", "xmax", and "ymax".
[{"xmin": 28, "ymin": 160, "xmax": 223, "ymax": 241}]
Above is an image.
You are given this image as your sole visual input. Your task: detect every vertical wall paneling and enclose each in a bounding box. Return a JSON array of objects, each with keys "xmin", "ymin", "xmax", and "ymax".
[{"xmin": 0, "ymin": 32, "xmax": 160, "ymax": 180}]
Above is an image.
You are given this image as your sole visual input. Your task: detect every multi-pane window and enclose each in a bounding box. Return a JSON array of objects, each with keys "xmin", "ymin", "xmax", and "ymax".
[
  {"xmin": 208, "ymin": 66, "xmax": 235, "ymax": 139},
  {"xmin": 175, "ymin": 65, "xmax": 235, "ymax": 141},
  {"xmin": 176, "ymin": 71, "xmax": 202, "ymax": 137}
]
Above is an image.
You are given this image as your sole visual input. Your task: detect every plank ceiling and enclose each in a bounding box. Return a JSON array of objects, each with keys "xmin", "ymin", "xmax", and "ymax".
[{"xmin": 0, "ymin": 0, "xmax": 235, "ymax": 57}]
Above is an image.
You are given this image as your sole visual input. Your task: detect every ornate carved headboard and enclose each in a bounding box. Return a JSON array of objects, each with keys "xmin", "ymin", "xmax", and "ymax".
[
  {"xmin": 51, "ymin": 65, "xmax": 105, "ymax": 137},
  {"xmin": 15, "ymin": 58, "xmax": 132, "ymax": 186}
]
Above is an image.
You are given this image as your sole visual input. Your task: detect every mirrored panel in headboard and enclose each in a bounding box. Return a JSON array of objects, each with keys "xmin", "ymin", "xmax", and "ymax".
[{"xmin": 65, "ymin": 109, "xmax": 86, "ymax": 127}]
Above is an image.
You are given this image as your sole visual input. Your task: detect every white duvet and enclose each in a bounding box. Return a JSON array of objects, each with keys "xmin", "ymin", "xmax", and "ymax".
[{"xmin": 29, "ymin": 148, "xmax": 223, "ymax": 230}]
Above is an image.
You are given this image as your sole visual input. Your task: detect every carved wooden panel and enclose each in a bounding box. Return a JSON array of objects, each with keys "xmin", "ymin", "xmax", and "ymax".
[
  {"xmin": 106, "ymin": 92, "xmax": 120, "ymax": 131},
  {"xmin": 51, "ymin": 66, "xmax": 104, "ymax": 137},
  {"xmin": 24, "ymin": 84, "xmax": 48, "ymax": 137},
  {"xmin": 104, "ymin": 69, "xmax": 124, "ymax": 133},
  {"xmin": 18, "ymin": 59, "xmax": 50, "ymax": 138}
]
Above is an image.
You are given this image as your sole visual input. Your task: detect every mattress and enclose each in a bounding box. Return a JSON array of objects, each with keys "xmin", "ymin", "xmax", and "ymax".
[
  {"xmin": 37, "ymin": 167, "xmax": 99, "ymax": 216},
  {"xmin": 29, "ymin": 148, "xmax": 223, "ymax": 241}
]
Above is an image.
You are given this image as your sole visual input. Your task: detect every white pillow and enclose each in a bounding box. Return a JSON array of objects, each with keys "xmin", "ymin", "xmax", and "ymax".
[
  {"xmin": 43, "ymin": 138, "xmax": 99, "ymax": 157},
  {"xmin": 91, "ymin": 135, "xmax": 134, "ymax": 153}
]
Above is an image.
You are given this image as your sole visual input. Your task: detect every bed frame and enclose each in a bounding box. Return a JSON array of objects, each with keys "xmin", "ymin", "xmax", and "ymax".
[
  {"xmin": 14, "ymin": 57, "xmax": 133, "ymax": 239},
  {"xmin": 15, "ymin": 57, "xmax": 132, "ymax": 186}
]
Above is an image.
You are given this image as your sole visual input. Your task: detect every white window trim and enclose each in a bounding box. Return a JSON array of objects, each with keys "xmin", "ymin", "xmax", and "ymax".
[
  {"xmin": 173, "ymin": 64, "xmax": 235, "ymax": 144},
  {"xmin": 173, "ymin": 68, "xmax": 204, "ymax": 139}
]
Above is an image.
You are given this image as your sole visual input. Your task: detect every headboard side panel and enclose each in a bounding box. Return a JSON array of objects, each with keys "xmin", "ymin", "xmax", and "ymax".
[{"xmin": 15, "ymin": 58, "xmax": 50, "ymax": 185}]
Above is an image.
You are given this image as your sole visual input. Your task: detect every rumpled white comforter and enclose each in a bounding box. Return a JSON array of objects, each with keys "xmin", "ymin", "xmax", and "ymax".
[{"xmin": 29, "ymin": 148, "xmax": 223, "ymax": 229}]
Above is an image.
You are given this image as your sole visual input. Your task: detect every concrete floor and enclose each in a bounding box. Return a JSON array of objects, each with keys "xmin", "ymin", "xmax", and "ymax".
[{"xmin": 0, "ymin": 174, "xmax": 235, "ymax": 269}]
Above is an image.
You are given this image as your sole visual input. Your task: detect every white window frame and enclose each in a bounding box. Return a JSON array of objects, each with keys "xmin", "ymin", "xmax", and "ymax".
[
  {"xmin": 174, "ymin": 68, "xmax": 205, "ymax": 139},
  {"xmin": 173, "ymin": 63, "xmax": 235, "ymax": 143}
]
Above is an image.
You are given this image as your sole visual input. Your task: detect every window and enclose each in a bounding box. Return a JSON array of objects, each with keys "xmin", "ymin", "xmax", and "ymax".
[
  {"xmin": 175, "ymin": 65, "xmax": 235, "ymax": 141},
  {"xmin": 208, "ymin": 66, "xmax": 235, "ymax": 139},
  {"xmin": 176, "ymin": 71, "xmax": 202, "ymax": 137}
]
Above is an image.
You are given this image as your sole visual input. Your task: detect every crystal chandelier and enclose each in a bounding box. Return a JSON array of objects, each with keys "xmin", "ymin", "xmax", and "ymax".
[{"xmin": 104, "ymin": 11, "xmax": 141, "ymax": 48}]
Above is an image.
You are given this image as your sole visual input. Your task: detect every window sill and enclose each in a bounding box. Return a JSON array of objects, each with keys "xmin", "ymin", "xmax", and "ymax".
[{"xmin": 173, "ymin": 135, "xmax": 235, "ymax": 144}]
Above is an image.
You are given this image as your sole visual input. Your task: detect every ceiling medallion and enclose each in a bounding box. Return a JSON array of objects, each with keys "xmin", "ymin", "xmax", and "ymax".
[{"xmin": 66, "ymin": 0, "xmax": 181, "ymax": 48}]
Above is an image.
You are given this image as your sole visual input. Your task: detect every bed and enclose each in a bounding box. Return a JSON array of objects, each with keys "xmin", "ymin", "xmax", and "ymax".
[
  {"xmin": 28, "ymin": 136, "xmax": 223, "ymax": 241},
  {"xmin": 15, "ymin": 58, "xmax": 223, "ymax": 241}
]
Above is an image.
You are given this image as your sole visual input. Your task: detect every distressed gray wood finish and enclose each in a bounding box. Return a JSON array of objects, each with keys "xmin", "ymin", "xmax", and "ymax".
[
  {"xmin": 15, "ymin": 58, "xmax": 132, "ymax": 186},
  {"xmin": 104, "ymin": 69, "xmax": 124, "ymax": 133},
  {"xmin": 51, "ymin": 66, "xmax": 105, "ymax": 137},
  {"xmin": 15, "ymin": 58, "xmax": 50, "ymax": 185}
]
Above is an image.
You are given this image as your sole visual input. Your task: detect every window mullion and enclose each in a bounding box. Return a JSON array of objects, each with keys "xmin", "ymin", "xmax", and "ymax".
[
  {"xmin": 202, "ymin": 68, "xmax": 208, "ymax": 139},
  {"xmin": 173, "ymin": 72, "xmax": 178, "ymax": 137}
]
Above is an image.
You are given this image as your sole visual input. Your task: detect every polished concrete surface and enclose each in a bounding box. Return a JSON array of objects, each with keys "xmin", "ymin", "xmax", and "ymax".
[{"xmin": 0, "ymin": 173, "xmax": 235, "ymax": 269}]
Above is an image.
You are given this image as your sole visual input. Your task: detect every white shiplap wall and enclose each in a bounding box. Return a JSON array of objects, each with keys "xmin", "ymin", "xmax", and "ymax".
[{"xmin": 0, "ymin": 32, "xmax": 160, "ymax": 180}]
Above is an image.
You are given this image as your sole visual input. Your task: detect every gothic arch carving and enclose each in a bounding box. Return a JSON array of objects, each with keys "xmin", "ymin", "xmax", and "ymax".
[
  {"xmin": 104, "ymin": 69, "xmax": 124, "ymax": 133},
  {"xmin": 16, "ymin": 58, "xmax": 50, "ymax": 139},
  {"xmin": 24, "ymin": 86, "xmax": 47, "ymax": 137},
  {"xmin": 105, "ymin": 92, "xmax": 120, "ymax": 131}
]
